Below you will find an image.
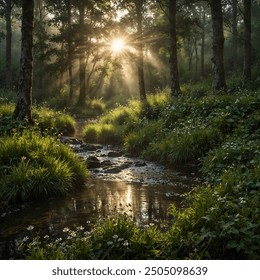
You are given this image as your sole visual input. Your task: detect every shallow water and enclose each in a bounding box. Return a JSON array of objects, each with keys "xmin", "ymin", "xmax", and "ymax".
[{"xmin": 0, "ymin": 141, "xmax": 200, "ymax": 259}]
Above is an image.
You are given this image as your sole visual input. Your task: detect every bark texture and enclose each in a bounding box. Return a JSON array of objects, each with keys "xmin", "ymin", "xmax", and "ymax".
[
  {"xmin": 66, "ymin": 0, "xmax": 74, "ymax": 100},
  {"xmin": 77, "ymin": 4, "xmax": 86, "ymax": 106},
  {"xmin": 169, "ymin": 0, "xmax": 181, "ymax": 97},
  {"xmin": 243, "ymin": 0, "xmax": 251, "ymax": 80},
  {"xmin": 210, "ymin": 0, "xmax": 227, "ymax": 91},
  {"xmin": 232, "ymin": 0, "xmax": 238, "ymax": 71},
  {"xmin": 5, "ymin": 0, "xmax": 12, "ymax": 89},
  {"xmin": 13, "ymin": 0, "xmax": 34, "ymax": 122}
]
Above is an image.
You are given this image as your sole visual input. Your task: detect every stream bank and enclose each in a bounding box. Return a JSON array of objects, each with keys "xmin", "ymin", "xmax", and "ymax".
[{"xmin": 0, "ymin": 134, "xmax": 201, "ymax": 259}]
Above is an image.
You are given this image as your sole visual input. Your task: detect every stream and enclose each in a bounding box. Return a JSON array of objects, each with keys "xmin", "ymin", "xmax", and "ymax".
[{"xmin": 0, "ymin": 133, "xmax": 201, "ymax": 259}]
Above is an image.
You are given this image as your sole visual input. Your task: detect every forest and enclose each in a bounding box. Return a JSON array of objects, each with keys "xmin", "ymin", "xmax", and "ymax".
[{"xmin": 0, "ymin": 0, "xmax": 259, "ymax": 260}]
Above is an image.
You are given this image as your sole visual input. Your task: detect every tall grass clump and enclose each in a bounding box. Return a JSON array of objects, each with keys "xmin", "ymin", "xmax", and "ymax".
[
  {"xmin": 83, "ymin": 104, "xmax": 141, "ymax": 144},
  {"xmin": 69, "ymin": 98, "xmax": 106, "ymax": 118},
  {"xmin": 0, "ymin": 131, "xmax": 88, "ymax": 203},
  {"xmin": 33, "ymin": 107, "xmax": 76, "ymax": 136},
  {"xmin": 0, "ymin": 102, "xmax": 77, "ymax": 136}
]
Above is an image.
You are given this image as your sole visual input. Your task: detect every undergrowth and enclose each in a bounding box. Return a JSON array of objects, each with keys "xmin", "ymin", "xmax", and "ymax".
[
  {"xmin": 0, "ymin": 103, "xmax": 76, "ymax": 136},
  {"xmin": 0, "ymin": 130, "xmax": 88, "ymax": 203}
]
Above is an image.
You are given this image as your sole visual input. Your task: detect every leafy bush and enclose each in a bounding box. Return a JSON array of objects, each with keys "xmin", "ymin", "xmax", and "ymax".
[{"xmin": 0, "ymin": 131, "xmax": 88, "ymax": 203}]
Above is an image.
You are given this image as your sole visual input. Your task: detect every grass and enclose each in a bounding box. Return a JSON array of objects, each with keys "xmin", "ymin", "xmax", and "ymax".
[
  {"xmin": 75, "ymin": 83, "xmax": 260, "ymax": 260},
  {"xmin": 34, "ymin": 106, "xmax": 76, "ymax": 136},
  {"xmin": 0, "ymin": 130, "xmax": 88, "ymax": 203},
  {"xmin": 19, "ymin": 214, "xmax": 165, "ymax": 260},
  {"xmin": 83, "ymin": 104, "xmax": 141, "ymax": 144},
  {"xmin": 2, "ymin": 82, "xmax": 260, "ymax": 259},
  {"xmin": 0, "ymin": 103, "xmax": 77, "ymax": 136}
]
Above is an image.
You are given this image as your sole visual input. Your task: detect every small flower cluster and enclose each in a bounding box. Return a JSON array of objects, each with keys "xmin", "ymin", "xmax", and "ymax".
[
  {"xmin": 18, "ymin": 224, "xmax": 92, "ymax": 258},
  {"xmin": 106, "ymin": 235, "xmax": 130, "ymax": 248}
]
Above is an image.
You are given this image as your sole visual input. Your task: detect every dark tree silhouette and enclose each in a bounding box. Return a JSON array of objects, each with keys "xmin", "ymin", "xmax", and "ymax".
[
  {"xmin": 210, "ymin": 0, "xmax": 227, "ymax": 91},
  {"xmin": 169, "ymin": 0, "xmax": 181, "ymax": 97},
  {"xmin": 243, "ymin": 0, "xmax": 251, "ymax": 80},
  {"xmin": 13, "ymin": 0, "xmax": 34, "ymax": 122}
]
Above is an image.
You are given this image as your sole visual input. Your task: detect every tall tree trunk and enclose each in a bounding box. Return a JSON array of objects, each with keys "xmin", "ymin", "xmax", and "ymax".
[
  {"xmin": 188, "ymin": 37, "xmax": 193, "ymax": 74},
  {"xmin": 13, "ymin": 0, "xmax": 34, "ymax": 122},
  {"xmin": 169, "ymin": 0, "xmax": 181, "ymax": 97},
  {"xmin": 232, "ymin": 0, "xmax": 238, "ymax": 71},
  {"xmin": 5, "ymin": 0, "xmax": 12, "ymax": 89},
  {"xmin": 34, "ymin": 0, "xmax": 45, "ymax": 96},
  {"xmin": 243, "ymin": 0, "xmax": 251, "ymax": 80},
  {"xmin": 194, "ymin": 38, "xmax": 199, "ymax": 79},
  {"xmin": 66, "ymin": 0, "xmax": 74, "ymax": 100},
  {"xmin": 201, "ymin": 6, "xmax": 206, "ymax": 78},
  {"xmin": 77, "ymin": 4, "xmax": 86, "ymax": 106},
  {"xmin": 135, "ymin": 0, "xmax": 146, "ymax": 102},
  {"xmin": 210, "ymin": 0, "xmax": 227, "ymax": 91}
]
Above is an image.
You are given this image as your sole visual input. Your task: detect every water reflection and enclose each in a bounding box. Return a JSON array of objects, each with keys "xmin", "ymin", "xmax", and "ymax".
[{"xmin": 0, "ymin": 178, "xmax": 190, "ymax": 258}]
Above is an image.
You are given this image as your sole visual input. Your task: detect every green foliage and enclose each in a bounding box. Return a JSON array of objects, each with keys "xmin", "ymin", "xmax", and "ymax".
[
  {"xmin": 5, "ymin": 84, "xmax": 260, "ymax": 260},
  {"xmin": 124, "ymin": 120, "xmax": 164, "ymax": 155},
  {"xmin": 19, "ymin": 214, "xmax": 164, "ymax": 260},
  {"xmin": 0, "ymin": 103, "xmax": 15, "ymax": 117},
  {"xmin": 144, "ymin": 126, "xmax": 222, "ymax": 164},
  {"xmin": 83, "ymin": 123, "xmax": 122, "ymax": 144},
  {"xmin": 69, "ymin": 98, "xmax": 106, "ymax": 118},
  {"xmin": 0, "ymin": 101, "xmax": 77, "ymax": 137},
  {"xmin": 0, "ymin": 131, "xmax": 88, "ymax": 203},
  {"xmin": 165, "ymin": 182, "xmax": 260, "ymax": 259},
  {"xmin": 0, "ymin": 90, "xmax": 16, "ymax": 102},
  {"xmin": 79, "ymin": 86, "xmax": 260, "ymax": 259},
  {"xmin": 33, "ymin": 107, "xmax": 76, "ymax": 136},
  {"xmin": 83, "ymin": 104, "xmax": 141, "ymax": 144}
]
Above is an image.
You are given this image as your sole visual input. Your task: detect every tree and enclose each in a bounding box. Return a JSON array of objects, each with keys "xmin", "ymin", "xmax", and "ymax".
[
  {"xmin": 135, "ymin": 0, "xmax": 146, "ymax": 101},
  {"xmin": 0, "ymin": 0, "xmax": 15, "ymax": 89},
  {"xmin": 34, "ymin": 0, "xmax": 50, "ymax": 98},
  {"xmin": 46, "ymin": 0, "xmax": 75, "ymax": 100},
  {"xmin": 77, "ymin": 2, "xmax": 86, "ymax": 106},
  {"xmin": 210, "ymin": 0, "xmax": 227, "ymax": 91},
  {"xmin": 115, "ymin": 0, "xmax": 147, "ymax": 101},
  {"xmin": 13, "ymin": 0, "xmax": 34, "ymax": 122},
  {"xmin": 231, "ymin": 0, "xmax": 238, "ymax": 71},
  {"xmin": 169, "ymin": 0, "xmax": 180, "ymax": 96},
  {"xmin": 243, "ymin": 0, "xmax": 251, "ymax": 80},
  {"xmin": 200, "ymin": 2, "xmax": 207, "ymax": 78}
]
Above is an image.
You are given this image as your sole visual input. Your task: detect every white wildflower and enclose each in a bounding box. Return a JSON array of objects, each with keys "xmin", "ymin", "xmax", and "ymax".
[
  {"xmin": 22, "ymin": 236, "xmax": 29, "ymax": 242},
  {"xmin": 27, "ymin": 225, "xmax": 34, "ymax": 231},
  {"xmin": 113, "ymin": 235, "xmax": 118, "ymax": 239},
  {"xmin": 55, "ymin": 238, "xmax": 62, "ymax": 243},
  {"xmin": 76, "ymin": 226, "xmax": 85, "ymax": 231},
  {"xmin": 70, "ymin": 231, "xmax": 77, "ymax": 237},
  {"xmin": 63, "ymin": 227, "xmax": 70, "ymax": 233},
  {"xmin": 107, "ymin": 241, "xmax": 113, "ymax": 246}
]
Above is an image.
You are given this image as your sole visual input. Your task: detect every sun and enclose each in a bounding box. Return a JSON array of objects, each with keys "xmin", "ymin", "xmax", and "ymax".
[{"xmin": 111, "ymin": 38, "xmax": 125, "ymax": 53}]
